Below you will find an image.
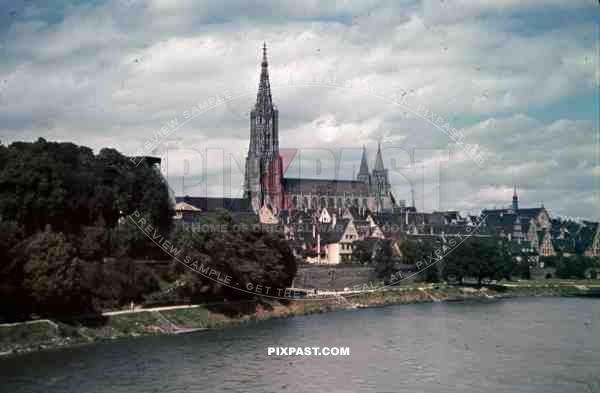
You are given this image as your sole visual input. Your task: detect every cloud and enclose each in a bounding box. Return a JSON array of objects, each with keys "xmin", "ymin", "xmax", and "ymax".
[{"xmin": 0, "ymin": 0, "xmax": 597, "ymax": 219}]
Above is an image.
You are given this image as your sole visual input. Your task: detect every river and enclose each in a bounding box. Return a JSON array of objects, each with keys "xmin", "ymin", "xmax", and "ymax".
[{"xmin": 1, "ymin": 297, "xmax": 599, "ymax": 393}]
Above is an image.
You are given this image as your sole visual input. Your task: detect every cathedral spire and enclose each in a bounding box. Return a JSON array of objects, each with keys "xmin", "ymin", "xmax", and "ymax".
[
  {"xmin": 356, "ymin": 144, "xmax": 371, "ymax": 185},
  {"xmin": 512, "ymin": 184, "xmax": 519, "ymax": 211},
  {"xmin": 374, "ymin": 142, "xmax": 385, "ymax": 171},
  {"xmin": 358, "ymin": 145, "xmax": 369, "ymax": 176},
  {"xmin": 256, "ymin": 42, "xmax": 273, "ymax": 113}
]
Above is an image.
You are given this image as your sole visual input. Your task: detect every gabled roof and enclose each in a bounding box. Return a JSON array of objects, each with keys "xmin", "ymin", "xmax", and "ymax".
[
  {"xmin": 175, "ymin": 201, "xmax": 201, "ymax": 211},
  {"xmin": 319, "ymin": 219, "xmax": 352, "ymax": 244},
  {"xmin": 175, "ymin": 196, "xmax": 252, "ymax": 212},
  {"xmin": 482, "ymin": 211, "xmax": 518, "ymax": 235},
  {"xmin": 517, "ymin": 208, "xmax": 546, "ymax": 220},
  {"xmin": 288, "ymin": 209, "xmax": 316, "ymax": 225},
  {"xmin": 482, "ymin": 207, "xmax": 546, "ymax": 221}
]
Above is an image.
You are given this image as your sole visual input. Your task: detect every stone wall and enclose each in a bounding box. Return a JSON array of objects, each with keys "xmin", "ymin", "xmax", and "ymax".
[
  {"xmin": 530, "ymin": 266, "xmax": 557, "ymax": 280},
  {"xmin": 294, "ymin": 265, "xmax": 419, "ymax": 290},
  {"xmin": 293, "ymin": 266, "xmax": 377, "ymax": 290}
]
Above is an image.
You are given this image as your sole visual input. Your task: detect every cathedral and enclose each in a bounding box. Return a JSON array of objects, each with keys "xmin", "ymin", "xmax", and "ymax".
[{"xmin": 244, "ymin": 44, "xmax": 396, "ymax": 214}]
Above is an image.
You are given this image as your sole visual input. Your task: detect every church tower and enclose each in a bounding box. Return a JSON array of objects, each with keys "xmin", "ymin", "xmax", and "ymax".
[
  {"xmin": 244, "ymin": 43, "xmax": 283, "ymax": 212},
  {"xmin": 356, "ymin": 145, "xmax": 371, "ymax": 186},
  {"xmin": 512, "ymin": 185, "xmax": 519, "ymax": 211},
  {"xmin": 371, "ymin": 143, "xmax": 391, "ymax": 211}
]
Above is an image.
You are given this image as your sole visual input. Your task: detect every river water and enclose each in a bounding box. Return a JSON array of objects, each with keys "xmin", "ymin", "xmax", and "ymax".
[{"xmin": 1, "ymin": 297, "xmax": 599, "ymax": 393}]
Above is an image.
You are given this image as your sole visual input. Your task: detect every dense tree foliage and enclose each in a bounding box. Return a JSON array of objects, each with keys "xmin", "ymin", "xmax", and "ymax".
[
  {"xmin": 374, "ymin": 240, "xmax": 399, "ymax": 282},
  {"xmin": 442, "ymin": 239, "xmax": 511, "ymax": 286},
  {"xmin": 0, "ymin": 138, "xmax": 172, "ymax": 234},
  {"xmin": 352, "ymin": 241, "xmax": 374, "ymax": 265},
  {"xmin": 554, "ymin": 256, "xmax": 599, "ymax": 279},
  {"xmin": 0, "ymin": 140, "xmax": 296, "ymax": 321},
  {"xmin": 416, "ymin": 240, "xmax": 440, "ymax": 283},
  {"xmin": 169, "ymin": 210, "xmax": 297, "ymax": 302},
  {"xmin": 0, "ymin": 222, "xmax": 27, "ymax": 319},
  {"xmin": 20, "ymin": 227, "xmax": 93, "ymax": 316}
]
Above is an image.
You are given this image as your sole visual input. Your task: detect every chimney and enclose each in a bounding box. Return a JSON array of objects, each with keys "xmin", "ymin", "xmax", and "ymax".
[{"xmin": 317, "ymin": 233, "xmax": 321, "ymax": 263}]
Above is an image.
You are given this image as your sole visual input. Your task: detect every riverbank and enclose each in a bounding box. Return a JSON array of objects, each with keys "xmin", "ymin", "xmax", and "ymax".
[{"xmin": 1, "ymin": 283, "xmax": 598, "ymax": 357}]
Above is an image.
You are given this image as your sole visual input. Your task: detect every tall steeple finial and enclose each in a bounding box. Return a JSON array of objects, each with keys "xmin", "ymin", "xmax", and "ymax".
[
  {"xmin": 256, "ymin": 41, "xmax": 273, "ymax": 113},
  {"xmin": 262, "ymin": 42, "xmax": 268, "ymax": 67},
  {"xmin": 512, "ymin": 184, "xmax": 519, "ymax": 211}
]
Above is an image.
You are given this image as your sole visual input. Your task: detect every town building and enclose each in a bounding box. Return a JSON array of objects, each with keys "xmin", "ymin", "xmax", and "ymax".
[{"xmin": 482, "ymin": 186, "xmax": 554, "ymax": 257}]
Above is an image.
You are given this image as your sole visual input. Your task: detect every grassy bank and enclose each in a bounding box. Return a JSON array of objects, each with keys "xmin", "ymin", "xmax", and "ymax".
[{"xmin": 1, "ymin": 283, "xmax": 597, "ymax": 357}]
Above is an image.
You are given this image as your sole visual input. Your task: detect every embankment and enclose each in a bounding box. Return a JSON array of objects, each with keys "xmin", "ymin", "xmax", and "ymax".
[{"xmin": 1, "ymin": 284, "xmax": 596, "ymax": 357}]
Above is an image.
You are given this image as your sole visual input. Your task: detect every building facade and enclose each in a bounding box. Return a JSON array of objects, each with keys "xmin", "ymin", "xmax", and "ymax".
[{"xmin": 243, "ymin": 44, "xmax": 396, "ymax": 214}]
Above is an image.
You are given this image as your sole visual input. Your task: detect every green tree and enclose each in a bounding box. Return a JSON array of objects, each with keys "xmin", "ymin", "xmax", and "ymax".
[
  {"xmin": 21, "ymin": 227, "xmax": 93, "ymax": 316},
  {"xmin": 555, "ymin": 255, "xmax": 589, "ymax": 279},
  {"xmin": 374, "ymin": 240, "xmax": 397, "ymax": 282},
  {"xmin": 442, "ymin": 240, "xmax": 509, "ymax": 286},
  {"xmin": 416, "ymin": 240, "xmax": 440, "ymax": 283},
  {"xmin": 0, "ymin": 139, "xmax": 173, "ymax": 235},
  {"xmin": 352, "ymin": 241, "xmax": 373, "ymax": 264},
  {"xmin": 171, "ymin": 211, "xmax": 297, "ymax": 302},
  {"xmin": 0, "ymin": 222, "xmax": 26, "ymax": 320},
  {"xmin": 399, "ymin": 239, "xmax": 417, "ymax": 264}
]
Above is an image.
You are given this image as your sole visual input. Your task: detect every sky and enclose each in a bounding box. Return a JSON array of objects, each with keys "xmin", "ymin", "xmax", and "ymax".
[{"xmin": 0, "ymin": 0, "xmax": 598, "ymax": 219}]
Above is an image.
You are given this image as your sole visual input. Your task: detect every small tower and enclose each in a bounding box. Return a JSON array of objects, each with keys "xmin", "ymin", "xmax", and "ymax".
[
  {"xmin": 356, "ymin": 145, "xmax": 371, "ymax": 185},
  {"xmin": 371, "ymin": 142, "xmax": 391, "ymax": 211},
  {"xmin": 512, "ymin": 185, "xmax": 519, "ymax": 211}
]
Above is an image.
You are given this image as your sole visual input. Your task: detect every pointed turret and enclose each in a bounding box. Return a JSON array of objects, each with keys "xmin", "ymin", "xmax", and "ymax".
[
  {"xmin": 371, "ymin": 142, "xmax": 391, "ymax": 212},
  {"xmin": 358, "ymin": 145, "xmax": 369, "ymax": 174},
  {"xmin": 374, "ymin": 142, "xmax": 385, "ymax": 171},
  {"xmin": 512, "ymin": 184, "xmax": 519, "ymax": 211},
  {"xmin": 356, "ymin": 145, "xmax": 371, "ymax": 185}
]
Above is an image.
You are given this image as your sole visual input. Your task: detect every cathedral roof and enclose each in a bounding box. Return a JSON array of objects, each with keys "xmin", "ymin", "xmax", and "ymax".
[{"xmin": 282, "ymin": 177, "xmax": 370, "ymax": 194}]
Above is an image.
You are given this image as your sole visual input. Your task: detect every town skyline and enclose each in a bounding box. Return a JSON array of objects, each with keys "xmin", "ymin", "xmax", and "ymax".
[{"xmin": 0, "ymin": 1, "xmax": 597, "ymax": 219}]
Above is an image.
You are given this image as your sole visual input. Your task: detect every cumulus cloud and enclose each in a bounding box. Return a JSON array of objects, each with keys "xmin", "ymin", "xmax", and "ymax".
[{"xmin": 0, "ymin": 0, "xmax": 597, "ymax": 218}]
